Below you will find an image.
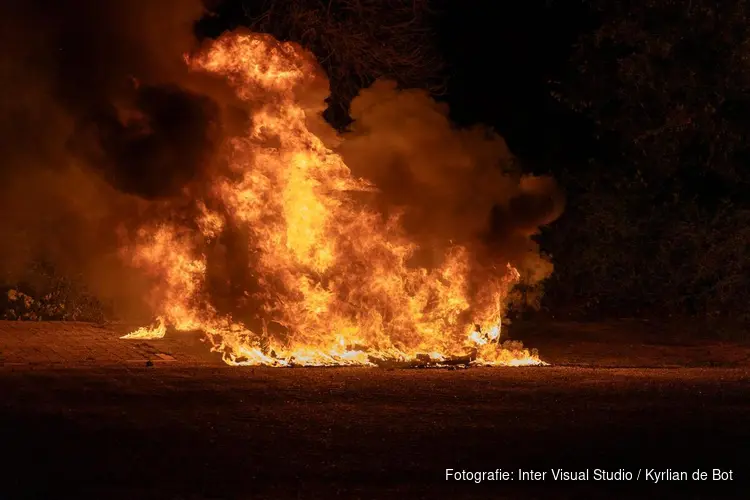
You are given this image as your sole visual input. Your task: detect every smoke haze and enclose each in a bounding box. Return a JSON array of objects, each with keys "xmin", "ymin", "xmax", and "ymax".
[
  {"xmin": 0, "ymin": 0, "xmax": 562, "ymax": 321},
  {"xmin": 0, "ymin": 0, "xmax": 218, "ymax": 318}
]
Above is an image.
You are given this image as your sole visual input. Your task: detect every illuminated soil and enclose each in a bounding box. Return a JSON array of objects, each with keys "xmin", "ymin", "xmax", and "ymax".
[{"xmin": 0, "ymin": 321, "xmax": 747, "ymax": 498}]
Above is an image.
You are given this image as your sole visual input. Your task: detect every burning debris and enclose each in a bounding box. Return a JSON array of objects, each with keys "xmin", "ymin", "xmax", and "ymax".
[
  {"xmin": 118, "ymin": 32, "xmax": 559, "ymax": 368},
  {"xmin": 121, "ymin": 316, "xmax": 167, "ymax": 340}
]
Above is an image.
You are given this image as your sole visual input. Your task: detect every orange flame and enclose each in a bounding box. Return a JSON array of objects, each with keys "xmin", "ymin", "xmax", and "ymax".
[
  {"xmin": 121, "ymin": 316, "xmax": 167, "ymax": 340},
  {"xmin": 121, "ymin": 33, "xmax": 545, "ymax": 367}
]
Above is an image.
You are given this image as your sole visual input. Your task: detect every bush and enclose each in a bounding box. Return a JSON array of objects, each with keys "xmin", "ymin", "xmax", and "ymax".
[{"xmin": 0, "ymin": 261, "xmax": 107, "ymax": 322}]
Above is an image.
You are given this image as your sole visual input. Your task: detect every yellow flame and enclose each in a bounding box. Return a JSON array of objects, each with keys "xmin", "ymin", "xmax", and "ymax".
[
  {"xmin": 121, "ymin": 316, "xmax": 167, "ymax": 340},
  {"xmin": 121, "ymin": 33, "xmax": 546, "ymax": 368}
]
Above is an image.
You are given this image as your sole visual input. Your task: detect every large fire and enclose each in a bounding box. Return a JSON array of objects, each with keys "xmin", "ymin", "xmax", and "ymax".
[{"xmin": 120, "ymin": 32, "xmax": 546, "ymax": 367}]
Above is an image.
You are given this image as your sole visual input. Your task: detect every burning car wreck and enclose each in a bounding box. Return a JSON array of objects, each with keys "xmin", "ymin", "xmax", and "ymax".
[{"xmin": 116, "ymin": 32, "xmax": 562, "ymax": 368}]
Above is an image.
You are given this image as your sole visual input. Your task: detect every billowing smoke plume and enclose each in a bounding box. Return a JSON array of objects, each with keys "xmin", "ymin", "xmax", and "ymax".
[
  {"xmin": 337, "ymin": 80, "xmax": 563, "ymax": 272},
  {"xmin": 0, "ymin": 0, "xmax": 223, "ymax": 318},
  {"xmin": 0, "ymin": 0, "xmax": 562, "ymax": 326}
]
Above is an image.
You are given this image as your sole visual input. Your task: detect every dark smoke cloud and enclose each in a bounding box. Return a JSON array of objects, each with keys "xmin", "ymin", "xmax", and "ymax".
[
  {"xmin": 0, "ymin": 0, "xmax": 218, "ymax": 317},
  {"xmin": 71, "ymin": 84, "xmax": 222, "ymax": 198}
]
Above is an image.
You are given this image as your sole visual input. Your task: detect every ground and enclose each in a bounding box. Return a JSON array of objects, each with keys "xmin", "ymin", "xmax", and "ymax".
[{"xmin": 0, "ymin": 320, "xmax": 748, "ymax": 498}]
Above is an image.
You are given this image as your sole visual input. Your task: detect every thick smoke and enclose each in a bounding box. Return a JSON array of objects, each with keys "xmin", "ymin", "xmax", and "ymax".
[
  {"xmin": 0, "ymin": 0, "xmax": 218, "ymax": 318},
  {"xmin": 337, "ymin": 80, "xmax": 563, "ymax": 282},
  {"xmin": 0, "ymin": 0, "xmax": 562, "ymax": 322}
]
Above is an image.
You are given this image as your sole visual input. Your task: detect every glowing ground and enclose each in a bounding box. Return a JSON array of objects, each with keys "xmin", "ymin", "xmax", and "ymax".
[{"xmin": 0, "ymin": 321, "xmax": 748, "ymax": 498}]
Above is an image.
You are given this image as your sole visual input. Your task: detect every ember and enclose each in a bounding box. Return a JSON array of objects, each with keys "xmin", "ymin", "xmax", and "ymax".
[{"xmin": 121, "ymin": 32, "xmax": 555, "ymax": 367}]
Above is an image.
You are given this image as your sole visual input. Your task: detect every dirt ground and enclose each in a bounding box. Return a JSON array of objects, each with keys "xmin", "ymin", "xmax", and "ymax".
[{"xmin": 0, "ymin": 320, "xmax": 748, "ymax": 498}]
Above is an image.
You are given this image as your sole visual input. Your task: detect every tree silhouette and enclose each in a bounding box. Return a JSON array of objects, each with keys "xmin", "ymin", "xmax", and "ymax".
[{"xmin": 547, "ymin": 0, "xmax": 750, "ymax": 324}]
